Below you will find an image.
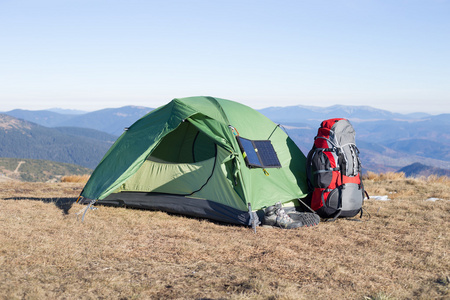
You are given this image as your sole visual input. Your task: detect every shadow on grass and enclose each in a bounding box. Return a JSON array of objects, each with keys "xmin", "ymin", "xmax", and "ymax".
[{"xmin": 3, "ymin": 197, "xmax": 78, "ymax": 214}]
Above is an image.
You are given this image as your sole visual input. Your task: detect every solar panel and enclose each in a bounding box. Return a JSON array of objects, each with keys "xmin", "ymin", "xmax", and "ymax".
[{"xmin": 236, "ymin": 137, "xmax": 281, "ymax": 168}]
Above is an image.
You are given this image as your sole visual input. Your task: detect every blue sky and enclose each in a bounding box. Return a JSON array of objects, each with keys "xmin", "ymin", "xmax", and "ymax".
[{"xmin": 1, "ymin": 0, "xmax": 449, "ymax": 114}]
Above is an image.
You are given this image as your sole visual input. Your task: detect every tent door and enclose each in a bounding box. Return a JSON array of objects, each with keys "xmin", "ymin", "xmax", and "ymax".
[{"xmin": 115, "ymin": 121, "xmax": 218, "ymax": 195}]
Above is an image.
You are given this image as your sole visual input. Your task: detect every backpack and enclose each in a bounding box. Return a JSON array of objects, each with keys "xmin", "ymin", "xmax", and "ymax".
[{"xmin": 306, "ymin": 118, "xmax": 367, "ymax": 219}]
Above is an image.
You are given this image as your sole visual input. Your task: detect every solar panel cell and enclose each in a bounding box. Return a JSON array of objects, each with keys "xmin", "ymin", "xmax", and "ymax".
[
  {"xmin": 236, "ymin": 137, "xmax": 281, "ymax": 168},
  {"xmin": 239, "ymin": 137, "xmax": 260, "ymax": 166},
  {"xmin": 254, "ymin": 141, "xmax": 281, "ymax": 167}
]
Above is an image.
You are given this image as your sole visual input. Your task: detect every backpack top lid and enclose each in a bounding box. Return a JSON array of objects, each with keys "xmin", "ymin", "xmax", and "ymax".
[
  {"xmin": 317, "ymin": 118, "xmax": 356, "ymax": 148},
  {"xmin": 330, "ymin": 119, "xmax": 356, "ymax": 147},
  {"xmin": 314, "ymin": 118, "xmax": 358, "ymax": 177}
]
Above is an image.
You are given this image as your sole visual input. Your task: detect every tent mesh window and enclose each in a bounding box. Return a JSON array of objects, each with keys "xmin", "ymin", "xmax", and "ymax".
[
  {"xmin": 236, "ymin": 136, "xmax": 281, "ymax": 168},
  {"xmin": 150, "ymin": 121, "xmax": 216, "ymax": 163}
]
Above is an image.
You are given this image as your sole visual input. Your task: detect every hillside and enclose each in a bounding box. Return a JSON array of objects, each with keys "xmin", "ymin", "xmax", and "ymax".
[
  {"xmin": 356, "ymin": 140, "xmax": 450, "ymax": 173},
  {"xmin": 398, "ymin": 162, "xmax": 450, "ymax": 177},
  {"xmin": 53, "ymin": 126, "xmax": 118, "ymax": 142},
  {"xmin": 386, "ymin": 138, "xmax": 450, "ymax": 161},
  {"xmin": 0, "ymin": 114, "xmax": 113, "ymax": 169},
  {"xmin": 0, "ymin": 176, "xmax": 448, "ymax": 299},
  {"xmin": 0, "ymin": 157, "xmax": 92, "ymax": 182}
]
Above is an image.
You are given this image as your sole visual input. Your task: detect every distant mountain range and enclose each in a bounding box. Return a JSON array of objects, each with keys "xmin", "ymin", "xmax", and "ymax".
[
  {"xmin": 258, "ymin": 104, "xmax": 433, "ymax": 123},
  {"xmin": 1, "ymin": 104, "xmax": 449, "ymax": 177},
  {"xmin": 5, "ymin": 106, "xmax": 153, "ymax": 136},
  {"xmin": 259, "ymin": 105, "xmax": 449, "ymax": 174}
]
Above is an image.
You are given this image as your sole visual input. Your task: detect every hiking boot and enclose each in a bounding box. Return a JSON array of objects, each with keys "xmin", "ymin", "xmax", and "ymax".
[
  {"xmin": 288, "ymin": 211, "xmax": 320, "ymax": 227},
  {"xmin": 263, "ymin": 205, "xmax": 278, "ymax": 226},
  {"xmin": 276, "ymin": 209, "xmax": 304, "ymax": 229},
  {"xmin": 263, "ymin": 202, "xmax": 304, "ymax": 229}
]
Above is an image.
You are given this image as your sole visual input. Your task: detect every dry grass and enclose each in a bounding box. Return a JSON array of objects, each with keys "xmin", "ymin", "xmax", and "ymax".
[
  {"xmin": 0, "ymin": 176, "xmax": 449, "ymax": 300},
  {"xmin": 60, "ymin": 174, "xmax": 90, "ymax": 183},
  {"xmin": 363, "ymin": 171, "xmax": 406, "ymax": 181}
]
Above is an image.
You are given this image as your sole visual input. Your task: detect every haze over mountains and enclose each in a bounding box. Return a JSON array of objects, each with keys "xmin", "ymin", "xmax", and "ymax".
[
  {"xmin": 1, "ymin": 104, "xmax": 449, "ymax": 177},
  {"xmin": 6, "ymin": 106, "xmax": 152, "ymax": 136}
]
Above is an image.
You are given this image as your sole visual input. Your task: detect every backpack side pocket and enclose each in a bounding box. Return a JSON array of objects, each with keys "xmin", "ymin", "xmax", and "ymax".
[{"xmin": 311, "ymin": 150, "xmax": 333, "ymax": 188}]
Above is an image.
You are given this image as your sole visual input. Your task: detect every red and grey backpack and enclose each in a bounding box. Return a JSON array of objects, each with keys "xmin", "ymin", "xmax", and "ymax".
[{"xmin": 306, "ymin": 118, "xmax": 367, "ymax": 219}]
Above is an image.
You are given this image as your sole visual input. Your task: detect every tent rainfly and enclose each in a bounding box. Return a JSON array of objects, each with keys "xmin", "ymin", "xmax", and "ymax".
[{"xmin": 80, "ymin": 96, "xmax": 309, "ymax": 226}]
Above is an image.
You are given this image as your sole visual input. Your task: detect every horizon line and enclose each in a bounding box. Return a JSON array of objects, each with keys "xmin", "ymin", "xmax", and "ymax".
[{"xmin": 0, "ymin": 104, "xmax": 445, "ymax": 116}]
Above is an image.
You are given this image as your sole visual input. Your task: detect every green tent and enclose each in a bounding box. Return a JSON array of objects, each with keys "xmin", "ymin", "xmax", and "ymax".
[{"xmin": 81, "ymin": 96, "xmax": 308, "ymax": 225}]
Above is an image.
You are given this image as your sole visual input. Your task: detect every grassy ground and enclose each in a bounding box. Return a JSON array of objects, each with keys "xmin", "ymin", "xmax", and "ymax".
[{"xmin": 0, "ymin": 175, "xmax": 449, "ymax": 299}]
